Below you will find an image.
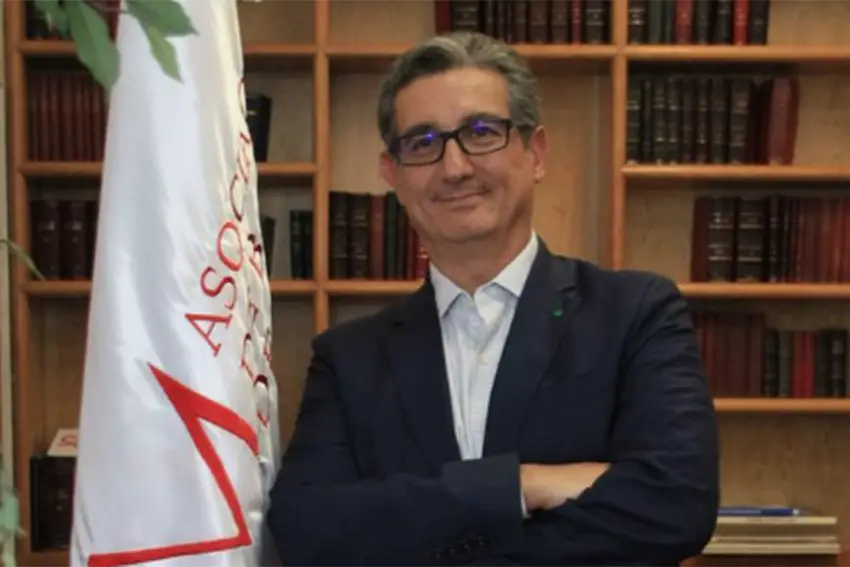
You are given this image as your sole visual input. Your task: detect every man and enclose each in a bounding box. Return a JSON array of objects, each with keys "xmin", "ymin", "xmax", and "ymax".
[{"xmin": 266, "ymin": 31, "xmax": 719, "ymax": 566}]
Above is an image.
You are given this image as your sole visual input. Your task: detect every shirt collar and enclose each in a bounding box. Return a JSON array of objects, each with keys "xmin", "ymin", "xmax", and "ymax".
[{"xmin": 429, "ymin": 231, "xmax": 539, "ymax": 318}]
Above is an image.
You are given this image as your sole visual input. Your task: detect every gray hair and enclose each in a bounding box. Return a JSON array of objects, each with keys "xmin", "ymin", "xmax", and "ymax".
[{"xmin": 377, "ymin": 31, "xmax": 542, "ymax": 149}]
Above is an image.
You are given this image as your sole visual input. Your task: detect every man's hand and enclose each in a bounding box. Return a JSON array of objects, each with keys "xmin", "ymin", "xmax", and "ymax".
[{"xmin": 520, "ymin": 462, "xmax": 610, "ymax": 512}]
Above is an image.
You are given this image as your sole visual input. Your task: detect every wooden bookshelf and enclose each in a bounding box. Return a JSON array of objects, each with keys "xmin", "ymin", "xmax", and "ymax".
[{"xmin": 5, "ymin": 0, "xmax": 850, "ymax": 564}]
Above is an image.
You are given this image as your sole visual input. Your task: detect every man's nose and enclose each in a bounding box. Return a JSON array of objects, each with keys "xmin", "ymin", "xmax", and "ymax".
[{"xmin": 441, "ymin": 139, "xmax": 474, "ymax": 181}]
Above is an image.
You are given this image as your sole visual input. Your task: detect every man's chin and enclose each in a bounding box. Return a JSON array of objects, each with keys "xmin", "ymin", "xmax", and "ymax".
[{"xmin": 441, "ymin": 224, "xmax": 498, "ymax": 244}]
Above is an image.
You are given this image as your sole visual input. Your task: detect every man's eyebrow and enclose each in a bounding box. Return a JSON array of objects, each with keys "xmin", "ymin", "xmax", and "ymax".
[
  {"xmin": 396, "ymin": 112, "xmax": 506, "ymax": 138},
  {"xmin": 462, "ymin": 111, "xmax": 505, "ymax": 123},
  {"xmin": 397, "ymin": 122, "xmax": 437, "ymax": 138}
]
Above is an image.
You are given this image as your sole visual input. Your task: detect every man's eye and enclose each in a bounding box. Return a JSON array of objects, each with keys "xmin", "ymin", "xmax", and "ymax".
[{"xmin": 405, "ymin": 133, "xmax": 438, "ymax": 152}]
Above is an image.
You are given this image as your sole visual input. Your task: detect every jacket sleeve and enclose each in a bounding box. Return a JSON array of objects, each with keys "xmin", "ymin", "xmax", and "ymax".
[
  {"xmin": 508, "ymin": 274, "xmax": 720, "ymax": 566},
  {"xmin": 265, "ymin": 333, "xmax": 525, "ymax": 566}
]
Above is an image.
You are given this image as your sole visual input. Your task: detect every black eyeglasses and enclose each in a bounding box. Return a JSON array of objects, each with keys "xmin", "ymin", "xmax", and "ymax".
[{"xmin": 390, "ymin": 117, "xmax": 514, "ymax": 166}]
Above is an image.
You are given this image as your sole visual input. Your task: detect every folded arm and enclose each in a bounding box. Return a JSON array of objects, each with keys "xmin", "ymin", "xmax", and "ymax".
[
  {"xmin": 513, "ymin": 275, "xmax": 720, "ymax": 566},
  {"xmin": 265, "ymin": 334, "xmax": 525, "ymax": 566}
]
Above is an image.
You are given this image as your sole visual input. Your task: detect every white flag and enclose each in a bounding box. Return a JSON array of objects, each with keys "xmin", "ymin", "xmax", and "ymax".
[{"xmin": 70, "ymin": 1, "xmax": 280, "ymax": 565}]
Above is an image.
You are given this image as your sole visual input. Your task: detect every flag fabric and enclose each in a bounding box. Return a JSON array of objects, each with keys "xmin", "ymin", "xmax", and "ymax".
[{"xmin": 70, "ymin": 1, "xmax": 280, "ymax": 565}]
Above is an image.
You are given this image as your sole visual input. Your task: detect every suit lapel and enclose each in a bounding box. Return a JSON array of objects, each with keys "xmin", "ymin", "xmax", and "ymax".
[
  {"xmin": 483, "ymin": 243, "xmax": 581, "ymax": 456},
  {"xmin": 383, "ymin": 284, "xmax": 460, "ymax": 470}
]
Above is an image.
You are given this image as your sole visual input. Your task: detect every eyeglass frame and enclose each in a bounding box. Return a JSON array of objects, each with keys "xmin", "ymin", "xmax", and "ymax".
[{"xmin": 387, "ymin": 116, "xmax": 519, "ymax": 166}]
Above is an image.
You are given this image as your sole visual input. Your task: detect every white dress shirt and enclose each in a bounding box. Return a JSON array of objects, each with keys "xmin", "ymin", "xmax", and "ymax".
[{"xmin": 429, "ymin": 231, "xmax": 539, "ymax": 462}]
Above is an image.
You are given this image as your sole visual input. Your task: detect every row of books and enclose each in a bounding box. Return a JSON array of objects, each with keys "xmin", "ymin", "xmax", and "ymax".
[
  {"xmin": 626, "ymin": 73, "xmax": 797, "ymax": 166},
  {"xmin": 30, "ymin": 190, "xmax": 850, "ymax": 286},
  {"xmin": 30, "ymin": 197, "xmax": 98, "ymax": 280},
  {"xmin": 28, "ymin": 70, "xmax": 108, "ymax": 163},
  {"xmin": 28, "ymin": 190, "xmax": 431, "ymax": 283},
  {"xmin": 330, "ymin": 191, "xmax": 429, "ymax": 281},
  {"xmin": 26, "ymin": 68, "xmax": 274, "ymax": 165},
  {"xmin": 691, "ymin": 195, "xmax": 850, "ymax": 284},
  {"xmin": 628, "ymin": 0, "xmax": 771, "ymax": 46},
  {"xmin": 435, "ymin": 0, "xmax": 609, "ymax": 44},
  {"xmin": 28, "ymin": 195, "xmax": 293, "ymax": 282},
  {"xmin": 693, "ymin": 311, "xmax": 848, "ymax": 399}
]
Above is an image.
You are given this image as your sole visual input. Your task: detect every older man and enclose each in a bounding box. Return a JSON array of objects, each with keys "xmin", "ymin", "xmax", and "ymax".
[{"xmin": 266, "ymin": 31, "xmax": 720, "ymax": 566}]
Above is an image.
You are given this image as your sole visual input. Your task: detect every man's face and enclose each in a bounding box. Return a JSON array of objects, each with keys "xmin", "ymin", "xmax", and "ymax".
[{"xmin": 379, "ymin": 67, "xmax": 548, "ymax": 246}]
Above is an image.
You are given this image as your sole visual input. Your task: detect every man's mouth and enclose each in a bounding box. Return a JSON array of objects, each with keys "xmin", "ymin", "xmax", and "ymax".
[{"xmin": 437, "ymin": 190, "xmax": 486, "ymax": 203}]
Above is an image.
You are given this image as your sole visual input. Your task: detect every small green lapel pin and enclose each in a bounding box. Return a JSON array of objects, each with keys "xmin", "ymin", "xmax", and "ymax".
[{"xmin": 552, "ymin": 308, "xmax": 563, "ymax": 317}]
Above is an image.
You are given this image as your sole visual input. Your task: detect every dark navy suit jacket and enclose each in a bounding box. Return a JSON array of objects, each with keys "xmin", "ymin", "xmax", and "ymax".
[{"xmin": 266, "ymin": 239, "xmax": 720, "ymax": 566}]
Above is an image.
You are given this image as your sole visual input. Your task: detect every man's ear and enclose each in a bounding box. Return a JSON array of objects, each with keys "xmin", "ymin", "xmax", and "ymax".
[
  {"xmin": 379, "ymin": 150, "xmax": 398, "ymax": 189},
  {"xmin": 528, "ymin": 125, "xmax": 549, "ymax": 183}
]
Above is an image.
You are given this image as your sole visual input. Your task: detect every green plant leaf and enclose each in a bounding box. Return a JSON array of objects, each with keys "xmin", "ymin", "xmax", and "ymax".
[
  {"xmin": 0, "ymin": 239, "xmax": 45, "ymax": 280},
  {"xmin": 65, "ymin": 0, "xmax": 120, "ymax": 92},
  {"xmin": 126, "ymin": 0, "xmax": 197, "ymax": 37},
  {"xmin": 33, "ymin": 0, "xmax": 68, "ymax": 36},
  {"xmin": 140, "ymin": 23, "xmax": 182, "ymax": 81}
]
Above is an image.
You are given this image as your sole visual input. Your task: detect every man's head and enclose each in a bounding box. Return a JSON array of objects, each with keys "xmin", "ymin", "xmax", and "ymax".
[{"xmin": 377, "ymin": 32, "xmax": 548, "ymax": 249}]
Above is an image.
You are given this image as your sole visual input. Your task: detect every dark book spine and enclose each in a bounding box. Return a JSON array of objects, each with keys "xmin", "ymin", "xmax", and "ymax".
[
  {"xmin": 666, "ymin": 76, "xmax": 682, "ymax": 163},
  {"xmin": 31, "ymin": 198, "xmax": 62, "ymax": 279},
  {"xmin": 651, "ymin": 76, "xmax": 668, "ymax": 163},
  {"xmin": 713, "ymin": 0, "xmax": 733, "ymax": 43},
  {"xmin": 627, "ymin": 0, "xmax": 647, "ymax": 43},
  {"xmin": 748, "ymin": 0, "xmax": 770, "ymax": 44},
  {"xmin": 680, "ymin": 77, "xmax": 696, "ymax": 163},
  {"xmin": 451, "ymin": 0, "xmax": 480, "ymax": 30},
  {"xmin": 551, "ymin": 0, "xmax": 570, "ymax": 41},
  {"xmin": 625, "ymin": 78, "xmax": 642, "ymax": 163},
  {"xmin": 646, "ymin": 0, "xmax": 664, "ymax": 43},
  {"xmin": 245, "ymin": 94, "xmax": 272, "ymax": 162},
  {"xmin": 762, "ymin": 328, "xmax": 779, "ymax": 396},
  {"xmin": 728, "ymin": 77, "xmax": 754, "ymax": 163},
  {"xmin": 707, "ymin": 196, "xmax": 737, "ymax": 281},
  {"xmin": 584, "ymin": 0, "xmax": 607, "ymax": 43},
  {"xmin": 709, "ymin": 76, "xmax": 729, "ymax": 163},
  {"xmin": 639, "ymin": 77, "xmax": 654, "ymax": 161},
  {"xmin": 60, "ymin": 199, "xmax": 88, "ymax": 279},
  {"xmin": 348, "ymin": 194, "xmax": 371, "ymax": 279},
  {"xmin": 829, "ymin": 329, "xmax": 848, "ymax": 397},
  {"xmin": 384, "ymin": 193, "xmax": 400, "ymax": 279},
  {"xmin": 734, "ymin": 196, "xmax": 766, "ymax": 282},
  {"xmin": 694, "ymin": 76, "xmax": 710, "ymax": 162},
  {"xmin": 693, "ymin": 0, "xmax": 712, "ymax": 43},
  {"xmin": 329, "ymin": 192, "xmax": 349, "ymax": 279},
  {"xmin": 765, "ymin": 195, "xmax": 783, "ymax": 282},
  {"xmin": 513, "ymin": 0, "xmax": 529, "ymax": 42},
  {"xmin": 528, "ymin": 0, "xmax": 549, "ymax": 42},
  {"xmin": 289, "ymin": 212, "xmax": 305, "ymax": 279}
]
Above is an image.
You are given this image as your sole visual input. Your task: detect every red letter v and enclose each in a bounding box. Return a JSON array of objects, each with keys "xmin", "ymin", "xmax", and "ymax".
[{"xmin": 86, "ymin": 364, "xmax": 260, "ymax": 566}]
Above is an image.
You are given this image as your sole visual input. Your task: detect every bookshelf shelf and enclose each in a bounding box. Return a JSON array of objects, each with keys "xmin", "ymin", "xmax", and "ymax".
[
  {"xmin": 24, "ymin": 281, "xmax": 89, "ymax": 297},
  {"xmin": 679, "ymin": 283, "xmax": 850, "ymax": 300},
  {"xmin": 24, "ymin": 279, "xmax": 317, "ymax": 297},
  {"xmin": 20, "ymin": 161, "xmax": 101, "ymax": 178},
  {"xmin": 19, "ymin": 161, "xmax": 317, "ymax": 180},
  {"xmin": 20, "ymin": 38, "xmax": 317, "ymax": 57},
  {"xmin": 244, "ymin": 43, "xmax": 317, "ymax": 58},
  {"xmin": 624, "ymin": 44, "xmax": 850, "ymax": 66},
  {"xmin": 17, "ymin": 38, "xmax": 71, "ymax": 56},
  {"xmin": 622, "ymin": 164, "xmax": 850, "ymax": 182},
  {"xmin": 327, "ymin": 43, "xmax": 615, "ymax": 73},
  {"xmin": 21, "ymin": 550, "xmax": 67, "ymax": 567},
  {"xmin": 714, "ymin": 398, "xmax": 850, "ymax": 414},
  {"xmin": 324, "ymin": 280, "xmax": 422, "ymax": 296}
]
